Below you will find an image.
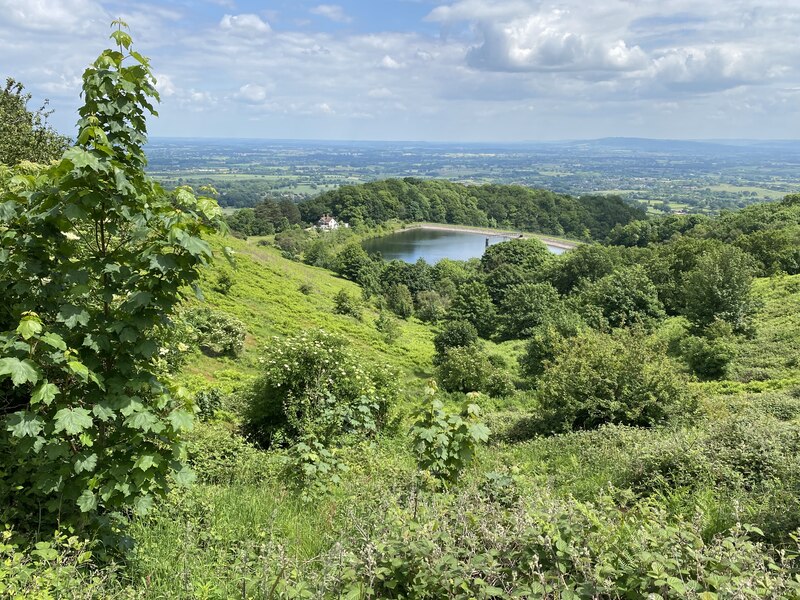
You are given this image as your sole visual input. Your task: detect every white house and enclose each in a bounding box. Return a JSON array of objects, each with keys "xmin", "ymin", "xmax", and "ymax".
[{"xmin": 317, "ymin": 214, "xmax": 339, "ymax": 230}]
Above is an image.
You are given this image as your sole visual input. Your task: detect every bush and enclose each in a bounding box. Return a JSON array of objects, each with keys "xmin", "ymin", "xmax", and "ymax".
[
  {"xmin": 577, "ymin": 265, "xmax": 665, "ymax": 329},
  {"xmin": 537, "ymin": 330, "xmax": 694, "ymax": 432},
  {"xmin": 213, "ymin": 270, "xmax": 234, "ymax": 295},
  {"xmin": 433, "ymin": 320, "xmax": 478, "ymax": 359},
  {"xmin": 409, "ymin": 383, "xmax": 490, "ymax": 483},
  {"xmin": 186, "ymin": 422, "xmax": 272, "ymax": 485},
  {"xmin": 332, "ymin": 289, "xmax": 362, "ymax": 320},
  {"xmin": 498, "ymin": 282, "xmax": 561, "ymax": 339},
  {"xmin": 415, "ymin": 290, "xmax": 448, "ymax": 323},
  {"xmin": 519, "ymin": 310, "xmax": 585, "ymax": 381},
  {"xmin": 244, "ymin": 330, "xmax": 397, "ymax": 447},
  {"xmin": 681, "ymin": 326, "xmax": 738, "ymax": 379},
  {"xmin": 184, "ymin": 306, "xmax": 246, "ymax": 357},
  {"xmin": 386, "ymin": 283, "xmax": 414, "ymax": 319},
  {"xmin": 437, "ymin": 347, "xmax": 515, "ymax": 397},
  {"xmin": 375, "ymin": 311, "xmax": 401, "ymax": 344},
  {"xmin": 194, "ymin": 387, "xmax": 223, "ymax": 421}
]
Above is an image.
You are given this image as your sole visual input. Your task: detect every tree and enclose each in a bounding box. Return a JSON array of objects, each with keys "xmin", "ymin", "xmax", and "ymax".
[
  {"xmin": 498, "ymin": 282, "xmax": 561, "ymax": 339},
  {"xmin": 682, "ymin": 245, "xmax": 758, "ymax": 333},
  {"xmin": 0, "ymin": 23, "xmax": 223, "ymax": 531},
  {"xmin": 0, "ymin": 78, "xmax": 69, "ymax": 165},
  {"xmin": 537, "ymin": 330, "xmax": 694, "ymax": 432},
  {"xmin": 578, "ymin": 265, "xmax": 665, "ymax": 329},
  {"xmin": 447, "ymin": 281, "xmax": 496, "ymax": 338},
  {"xmin": 543, "ymin": 243, "xmax": 619, "ymax": 295},
  {"xmin": 386, "ymin": 283, "xmax": 414, "ymax": 319},
  {"xmin": 416, "ymin": 290, "xmax": 448, "ymax": 323},
  {"xmin": 437, "ymin": 347, "xmax": 515, "ymax": 397},
  {"xmin": 433, "ymin": 320, "xmax": 478, "ymax": 359},
  {"xmin": 480, "ymin": 237, "xmax": 551, "ymax": 273}
]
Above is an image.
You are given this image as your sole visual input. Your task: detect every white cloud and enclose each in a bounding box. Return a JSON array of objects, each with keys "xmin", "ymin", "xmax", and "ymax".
[
  {"xmin": 368, "ymin": 87, "xmax": 393, "ymax": 98},
  {"xmin": 380, "ymin": 55, "xmax": 402, "ymax": 69},
  {"xmin": 0, "ymin": 0, "xmax": 105, "ymax": 32},
  {"xmin": 155, "ymin": 73, "xmax": 177, "ymax": 97},
  {"xmin": 220, "ymin": 13, "xmax": 271, "ymax": 34},
  {"xmin": 310, "ymin": 4, "xmax": 352, "ymax": 24},
  {"xmin": 466, "ymin": 14, "xmax": 648, "ymax": 73},
  {"xmin": 235, "ymin": 83, "xmax": 271, "ymax": 102}
]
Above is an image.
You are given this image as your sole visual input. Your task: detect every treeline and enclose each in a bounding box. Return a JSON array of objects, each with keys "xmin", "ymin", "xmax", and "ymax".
[
  {"xmin": 226, "ymin": 197, "xmax": 302, "ymax": 235},
  {"xmin": 298, "ymin": 178, "xmax": 645, "ymax": 240},
  {"xmin": 609, "ymin": 194, "xmax": 800, "ymax": 275}
]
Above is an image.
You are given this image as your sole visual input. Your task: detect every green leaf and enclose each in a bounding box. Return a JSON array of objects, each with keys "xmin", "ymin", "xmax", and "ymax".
[
  {"xmin": 134, "ymin": 453, "xmax": 158, "ymax": 471},
  {"xmin": 7, "ymin": 411, "xmax": 44, "ymax": 438},
  {"xmin": 63, "ymin": 147, "xmax": 102, "ymax": 171},
  {"xmin": 133, "ymin": 494, "xmax": 154, "ymax": 516},
  {"xmin": 31, "ymin": 381, "xmax": 59, "ymax": 406},
  {"xmin": 77, "ymin": 490, "xmax": 98, "ymax": 513},
  {"xmin": 53, "ymin": 408, "xmax": 93, "ymax": 435},
  {"xmin": 40, "ymin": 332, "xmax": 67, "ymax": 351},
  {"xmin": 0, "ymin": 358, "xmax": 40, "ymax": 386},
  {"xmin": 172, "ymin": 463, "xmax": 196, "ymax": 486},
  {"xmin": 167, "ymin": 409, "xmax": 194, "ymax": 432},
  {"xmin": 74, "ymin": 453, "xmax": 98, "ymax": 474},
  {"xmin": 68, "ymin": 361, "xmax": 90, "ymax": 382},
  {"xmin": 16, "ymin": 316, "xmax": 42, "ymax": 340},
  {"xmin": 58, "ymin": 304, "xmax": 90, "ymax": 329}
]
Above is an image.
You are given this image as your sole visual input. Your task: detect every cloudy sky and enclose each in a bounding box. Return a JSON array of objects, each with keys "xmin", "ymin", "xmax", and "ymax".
[{"xmin": 1, "ymin": 0, "xmax": 798, "ymax": 141}]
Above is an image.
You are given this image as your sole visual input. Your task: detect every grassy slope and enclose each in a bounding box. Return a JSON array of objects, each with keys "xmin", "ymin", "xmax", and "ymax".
[
  {"xmin": 121, "ymin": 253, "xmax": 800, "ymax": 597},
  {"xmin": 179, "ymin": 234, "xmax": 438, "ymax": 392}
]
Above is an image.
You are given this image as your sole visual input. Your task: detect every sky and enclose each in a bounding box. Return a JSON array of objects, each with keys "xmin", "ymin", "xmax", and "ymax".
[{"xmin": 1, "ymin": 0, "xmax": 799, "ymax": 142}]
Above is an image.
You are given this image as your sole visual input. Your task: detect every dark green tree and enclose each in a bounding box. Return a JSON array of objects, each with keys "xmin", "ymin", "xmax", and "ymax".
[
  {"xmin": 578, "ymin": 265, "xmax": 665, "ymax": 329},
  {"xmin": 447, "ymin": 281, "xmax": 496, "ymax": 338},
  {"xmin": 682, "ymin": 245, "xmax": 758, "ymax": 333},
  {"xmin": 0, "ymin": 78, "xmax": 69, "ymax": 165}
]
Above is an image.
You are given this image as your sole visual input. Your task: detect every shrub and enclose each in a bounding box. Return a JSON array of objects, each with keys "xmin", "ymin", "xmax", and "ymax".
[
  {"xmin": 498, "ymin": 282, "xmax": 562, "ymax": 339},
  {"xmin": 194, "ymin": 387, "xmax": 223, "ymax": 421},
  {"xmin": 682, "ymin": 245, "xmax": 758, "ymax": 333},
  {"xmin": 415, "ymin": 290, "xmax": 448, "ymax": 323},
  {"xmin": 433, "ymin": 320, "xmax": 478, "ymax": 359},
  {"xmin": 409, "ymin": 382, "xmax": 490, "ymax": 483},
  {"xmin": 298, "ymin": 282, "xmax": 313, "ymax": 295},
  {"xmin": 681, "ymin": 326, "xmax": 738, "ymax": 379},
  {"xmin": 437, "ymin": 347, "xmax": 515, "ymax": 397},
  {"xmin": 186, "ymin": 422, "xmax": 272, "ymax": 485},
  {"xmin": 244, "ymin": 330, "xmax": 397, "ymax": 447},
  {"xmin": 283, "ymin": 435, "xmax": 349, "ymax": 502},
  {"xmin": 519, "ymin": 310, "xmax": 585, "ymax": 381},
  {"xmin": 184, "ymin": 306, "xmax": 246, "ymax": 357},
  {"xmin": 332, "ymin": 289, "xmax": 362, "ymax": 320},
  {"xmin": 386, "ymin": 283, "xmax": 413, "ymax": 319},
  {"xmin": 375, "ymin": 311, "xmax": 401, "ymax": 344},
  {"xmin": 537, "ymin": 330, "xmax": 694, "ymax": 432},
  {"xmin": 577, "ymin": 265, "xmax": 665, "ymax": 329},
  {"xmin": 213, "ymin": 270, "xmax": 234, "ymax": 295}
]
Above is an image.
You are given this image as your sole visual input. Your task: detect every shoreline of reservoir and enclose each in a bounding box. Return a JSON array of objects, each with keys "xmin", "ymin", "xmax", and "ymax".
[{"xmin": 405, "ymin": 223, "xmax": 579, "ymax": 251}]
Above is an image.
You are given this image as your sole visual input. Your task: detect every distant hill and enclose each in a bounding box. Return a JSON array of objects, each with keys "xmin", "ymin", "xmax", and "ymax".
[{"xmin": 299, "ymin": 178, "xmax": 645, "ymax": 240}]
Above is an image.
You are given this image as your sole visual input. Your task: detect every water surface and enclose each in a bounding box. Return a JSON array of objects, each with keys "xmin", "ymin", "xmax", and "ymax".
[{"xmin": 362, "ymin": 228, "xmax": 566, "ymax": 263}]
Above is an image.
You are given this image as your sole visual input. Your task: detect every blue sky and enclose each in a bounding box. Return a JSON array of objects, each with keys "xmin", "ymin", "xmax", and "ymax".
[{"xmin": 1, "ymin": 0, "xmax": 799, "ymax": 142}]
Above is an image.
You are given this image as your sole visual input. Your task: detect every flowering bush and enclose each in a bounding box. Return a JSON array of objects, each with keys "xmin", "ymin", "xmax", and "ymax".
[{"xmin": 244, "ymin": 330, "xmax": 398, "ymax": 447}]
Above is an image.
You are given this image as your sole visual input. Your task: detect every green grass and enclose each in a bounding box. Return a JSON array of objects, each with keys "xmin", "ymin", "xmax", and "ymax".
[{"xmin": 180, "ymin": 235, "xmax": 437, "ymax": 392}]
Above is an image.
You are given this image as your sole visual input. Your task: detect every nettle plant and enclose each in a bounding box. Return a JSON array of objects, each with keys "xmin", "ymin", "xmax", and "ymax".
[{"xmin": 0, "ymin": 22, "xmax": 225, "ymax": 531}]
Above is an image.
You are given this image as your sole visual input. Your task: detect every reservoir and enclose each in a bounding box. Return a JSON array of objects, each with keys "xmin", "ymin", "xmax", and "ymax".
[{"xmin": 362, "ymin": 227, "xmax": 568, "ymax": 264}]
